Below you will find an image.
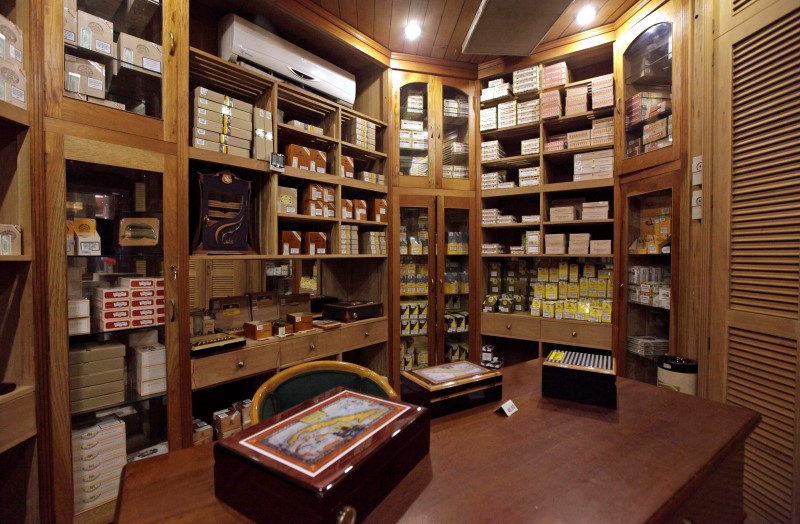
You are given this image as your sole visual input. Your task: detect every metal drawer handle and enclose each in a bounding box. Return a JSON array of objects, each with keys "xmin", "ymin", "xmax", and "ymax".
[
  {"xmin": 571, "ymin": 331, "xmax": 577, "ymax": 337},
  {"xmin": 237, "ymin": 361, "xmax": 244, "ymax": 368},
  {"xmin": 169, "ymin": 32, "xmax": 176, "ymax": 56},
  {"xmin": 506, "ymin": 324, "xmax": 511, "ymax": 330},
  {"xmin": 310, "ymin": 343, "xmax": 316, "ymax": 351},
  {"xmin": 364, "ymin": 331, "xmax": 369, "ymax": 337}
]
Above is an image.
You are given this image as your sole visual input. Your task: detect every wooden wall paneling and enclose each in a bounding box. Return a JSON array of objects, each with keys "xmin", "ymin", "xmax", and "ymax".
[
  {"xmin": 710, "ymin": 2, "xmax": 800, "ymax": 520},
  {"xmin": 717, "ymin": 0, "xmax": 783, "ymax": 37}
]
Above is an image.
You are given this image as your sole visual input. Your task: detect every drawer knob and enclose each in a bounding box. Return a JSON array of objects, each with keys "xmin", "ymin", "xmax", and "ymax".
[
  {"xmin": 364, "ymin": 331, "xmax": 369, "ymax": 337},
  {"xmin": 310, "ymin": 343, "xmax": 316, "ymax": 351},
  {"xmin": 237, "ymin": 361, "xmax": 244, "ymax": 368},
  {"xmin": 337, "ymin": 505, "xmax": 357, "ymax": 524},
  {"xmin": 506, "ymin": 324, "xmax": 511, "ymax": 330},
  {"xmin": 571, "ymin": 331, "xmax": 577, "ymax": 337}
]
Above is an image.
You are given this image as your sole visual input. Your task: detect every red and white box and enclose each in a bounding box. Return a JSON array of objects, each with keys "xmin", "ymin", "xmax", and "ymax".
[
  {"xmin": 131, "ymin": 298, "xmax": 157, "ymax": 308},
  {"xmin": 118, "ymin": 277, "xmax": 155, "ymax": 288},
  {"xmin": 94, "ymin": 287, "xmax": 130, "ymax": 300},
  {"xmin": 131, "ymin": 318, "xmax": 158, "ymax": 328},
  {"xmin": 93, "ymin": 298, "xmax": 130, "ymax": 311},
  {"xmin": 93, "ymin": 309, "xmax": 130, "ymax": 320},
  {"xmin": 131, "ymin": 307, "xmax": 157, "ymax": 318},
  {"xmin": 131, "ymin": 288, "xmax": 157, "ymax": 299},
  {"xmin": 92, "ymin": 319, "xmax": 132, "ymax": 332}
]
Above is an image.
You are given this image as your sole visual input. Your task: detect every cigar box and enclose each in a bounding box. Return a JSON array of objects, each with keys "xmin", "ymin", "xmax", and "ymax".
[
  {"xmin": 64, "ymin": 0, "xmax": 77, "ymax": 45},
  {"xmin": 277, "ymin": 186, "xmax": 298, "ymax": 214},
  {"xmin": 370, "ymin": 198, "xmax": 388, "ymax": 223},
  {"xmin": 340, "ymin": 155, "xmax": 355, "ymax": 178},
  {"xmin": 244, "ymin": 320, "xmax": 273, "ymax": 340},
  {"xmin": 73, "ymin": 218, "xmax": 101, "ymax": 255},
  {"xmin": 0, "ymin": 223, "xmax": 22, "ymax": 255},
  {"xmin": 287, "ymin": 312, "xmax": 313, "ymax": 332},
  {"xmin": 302, "ymin": 231, "xmax": 327, "ymax": 255},
  {"xmin": 277, "ymin": 293, "xmax": 311, "ymax": 317},
  {"xmin": 281, "ymin": 230, "xmax": 301, "ymax": 255},
  {"xmin": 303, "ymin": 183, "xmax": 324, "ymax": 202},
  {"xmin": 401, "ymin": 361, "xmax": 502, "ymax": 416},
  {"xmin": 116, "ymin": 32, "xmax": 162, "ymax": 75},
  {"xmin": 194, "ymin": 86, "xmax": 252, "ymax": 113},
  {"xmin": 301, "ymin": 200, "xmax": 324, "ymax": 218},
  {"xmin": 272, "ymin": 321, "xmax": 293, "ymax": 336},
  {"xmin": 210, "ymin": 295, "xmax": 252, "ymax": 334},
  {"xmin": 309, "ymin": 149, "xmax": 327, "ymax": 174},
  {"xmin": 341, "ymin": 199, "xmax": 354, "ymax": 220},
  {"xmin": 194, "ymin": 97, "xmax": 251, "ymax": 121},
  {"xmin": 352, "ymin": 199, "xmax": 368, "ymax": 221},
  {"xmin": 249, "ymin": 292, "xmax": 279, "ymax": 322},
  {"xmin": 322, "ymin": 300, "xmax": 383, "ymax": 322},
  {"xmin": 77, "ymin": 10, "xmax": 114, "ymax": 56},
  {"xmin": 214, "ymin": 387, "xmax": 430, "ymax": 524},
  {"xmin": 542, "ymin": 348, "xmax": 617, "ymax": 409},
  {"xmin": 285, "ymin": 144, "xmax": 311, "ymax": 170}
]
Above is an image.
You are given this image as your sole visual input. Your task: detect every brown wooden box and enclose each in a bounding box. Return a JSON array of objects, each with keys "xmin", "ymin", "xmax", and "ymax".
[
  {"xmin": 322, "ymin": 301, "xmax": 383, "ymax": 322},
  {"xmin": 214, "ymin": 387, "xmax": 430, "ymax": 523},
  {"xmin": 401, "ymin": 361, "xmax": 503, "ymax": 416}
]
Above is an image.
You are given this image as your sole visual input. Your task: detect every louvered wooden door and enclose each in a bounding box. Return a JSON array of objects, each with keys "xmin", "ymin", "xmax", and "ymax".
[{"xmin": 710, "ymin": 2, "xmax": 800, "ymax": 522}]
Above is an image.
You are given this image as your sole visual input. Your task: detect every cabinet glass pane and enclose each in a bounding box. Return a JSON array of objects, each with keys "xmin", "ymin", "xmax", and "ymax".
[
  {"xmin": 623, "ymin": 23, "xmax": 672, "ymax": 159},
  {"xmin": 624, "ymin": 188, "xmax": 672, "ymax": 384},
  {"xmin": 399, "ymin": 206, "xmax": 431, "ymax": 370},
  {"xmin": 441, "ymin": 85, "xmax": 469, "ymax": 181},
  {"xmin": 399, "ymin": 82, "xmax": 429, "ymax": 179},
  {"xmin": 443, "ymin": 208, "xmax": 469, "ymax": 362},
  {"xmin": 64, "ymin": 0, "xmax": 163, "ymax": 118},
  {"xmin": 66, "ymin": 160, "xmax": 167, "ymax": 514}
]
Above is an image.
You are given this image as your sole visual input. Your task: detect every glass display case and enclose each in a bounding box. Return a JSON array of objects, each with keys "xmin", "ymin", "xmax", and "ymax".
[
  {"xmin": 63, "ymin": 0, "xmax": 164, "ymax": 117},
  {"xmin": 399, "ymin": 204, "xmax": 433, "ymax": 371},
  {"xmin": 440, "ymin": 85, "xmax": 470, "ymax": 184},
  {"xmin": 66, "ymin": 159, "xmax": 169, "ymax": 516},
  {"xmin": 398, "ymin": 81, "xmax": 430, "ymax": 182},
  {"xmin": 622, "ymin": 22, "xmax": 673, "ymax": 160},
  {"xmin": 442, "ymin": 208, "xmax": 470, "ymax": 362},
  {"xmin": 618, "ymin": 177, "xmax": 679, "ymax": 384}
]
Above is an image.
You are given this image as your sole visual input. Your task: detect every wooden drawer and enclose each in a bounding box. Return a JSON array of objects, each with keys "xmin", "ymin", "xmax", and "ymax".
[
  {"xmin": 191, "ymin": 342, "xmax": 280, "ymax": 390},
  {"xmin": 481, "ymin": 313, "xmax": 540, "ymax": 340},
  {"xmin": 278, "ymin": 332, "xmax": 326, "ymax": 367},
  {"xmin": 540, "ymin": 319, "xmax": 612, "ymax": 349},
  {"xmin": 327, "ymin": 318, "xmax": 388, "ymax": 353}
]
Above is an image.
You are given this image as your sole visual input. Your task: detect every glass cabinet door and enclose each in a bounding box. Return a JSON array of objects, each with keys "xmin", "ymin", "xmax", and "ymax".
[
  {"xmin": 440, "ymin": 80, "xmax": 472, "ymax": 191},
  {"xmin": 440, "ymin": 205, "xmax": 471, "ymax": 363},
  {"xmin": 619, "ymin": 181, "xmax": 678, "ymax": 384},
  {"xmin": 396, "ymin": 76, "xmax": 432, "ymax": 187},
  {"xmin": 398, "ymin": 201, "xmax": 435, "ymax": 371}
]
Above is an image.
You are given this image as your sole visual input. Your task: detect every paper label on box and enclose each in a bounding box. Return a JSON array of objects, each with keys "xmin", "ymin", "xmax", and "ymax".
[
  {"xmin": 95, "ymin": 39, "xmax": 111, "ymax": 54},
  {"xmin": 11, "ymin": 85, "xmax": 24, "ymax": 103},
  {"xmin": 65, "ymin": 29, "xmax": 76, "ymax": 43},
  {"xmin": 87, "ymin": 77, "xmax": 103, "ymax": 90},
  {"xmin": 142, "ymin": 57, "xmax": 161, "ymax": 74}
]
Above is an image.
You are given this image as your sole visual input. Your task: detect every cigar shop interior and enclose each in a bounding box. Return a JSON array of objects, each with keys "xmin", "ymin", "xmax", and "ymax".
[{"xmin": 1, "ymin": 0, "xmax": 797, "ymax": 521}]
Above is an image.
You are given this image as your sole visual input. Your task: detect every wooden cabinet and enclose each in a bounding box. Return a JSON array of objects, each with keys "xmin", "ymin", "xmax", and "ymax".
[
  {"xmin": 614, "ymin": 0, "xmax": 684, "ymax": 175},
  {"xmin": 392, "ymin": 71, "xmax": 475, "ymax": 191},
  {"xmin": 393, "ymin": 194, "xmax": 477, "ymax": 383},
  {"xmin": 44, "ymin": 0, "xmax": 181, "ymax": 142},
  {"xmin": 478, "ymin": 44, "xmax": 616, "ymax": 364},
  {"xmin": 614, "ymin": 166, "xmax": 681, "ymax": 382}
]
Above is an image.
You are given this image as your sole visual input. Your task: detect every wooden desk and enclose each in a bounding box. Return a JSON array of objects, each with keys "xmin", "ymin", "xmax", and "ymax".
[{"xmin": 116, "ymin": 361, "xmax": 759, "ymax": 523}]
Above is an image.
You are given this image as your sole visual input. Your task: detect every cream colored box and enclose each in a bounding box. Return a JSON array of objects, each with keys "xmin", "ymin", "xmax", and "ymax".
[
  {"xmin": 64, "ymin": 0, "xmax": 78, "ymax": 45},
  {"xmin": 68, "ymin": 299, "xmax": 90, "ymax": 319},
  {"xmin": 0, "ymin": 14, "xmax": 23, "ymax": 64},
  {"xmin": 78, "ymin": 11, "xmax": 114, "ymax": 56},
  {"xmin": 64, "ymin": 55, "xmax": 105, "ymax": 100},
  {"xmin": 117, "ymin": 32, "xmax": 162, "ymax": 74},
  {"xmin": 0, "ymin": 59, "xmax": 26, "ymax": 109},
  {"xmin": 0, "ymin": 223, "xmax": 22, "ymax": 255},
  {"xmin": 68, "ymin": 317, "xmax": 90, "ymax": 335}
]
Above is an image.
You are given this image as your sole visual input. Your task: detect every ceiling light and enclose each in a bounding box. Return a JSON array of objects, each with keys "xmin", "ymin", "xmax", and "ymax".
[
  {"xmin": 576, "ymin": 6, "xmax": 596, "ymax": 25},
  {"xmin": 405, "ymin": 22, "xmax": 421, "ymax": 40}
]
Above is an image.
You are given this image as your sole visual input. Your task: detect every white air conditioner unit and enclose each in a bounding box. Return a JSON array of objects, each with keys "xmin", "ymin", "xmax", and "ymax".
[{"xmin": 219, "ymin": 14, "xmax": 356, "ymax": 106}]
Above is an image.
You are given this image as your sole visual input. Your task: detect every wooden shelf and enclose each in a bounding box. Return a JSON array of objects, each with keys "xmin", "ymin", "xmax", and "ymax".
[
  {"xmin": 543, "ymin": 107, "xmax": 614, "ymax": 133},
  {"xmin": 338, "ymin": 177, "xmax": 388, "ymax": 193},
  {"xmin": 480, "ymin": 122, "xmax": 540, "ymax": 141},
  {"xmin": 543, "ymin": 219, "xmax": 614, "ymax": 226},
  {"xmin": 189, "ymin": 47, "xmax": 275, "ymax": 102},
  {"xmin": 74, "ymin": 498, "xmax": 116, "ymax": 524},
  {"xmin": 279, "ymin": 165, "xmax": 341, "ymax": 184},
  {"xmin": 0, "ymin": 385, "xmax": 37, "ymax": 454},
  {"xmin": 341, "ymin": 107, "xmax": 388, "ymax": 128},
  {"xmin": 277, "ymin": 123, "xmax": 339, "ymax": 149},
  {"xmin": 0, "ymin": 254, "xmax": 32, "ymax": 262},
  {"xmin": 190, "ymin": 253, "xmax": 386, "ymax": 261},
  {"xmin": 482, "ymin": 222, "xmax": 540, "ymax": 229},
  {"xmin": 481, "ymin": 253, "xmax": 613, "ymax": 258},
  {"xmin": 277, "ymin": 212, "xmax": 339, "ymax": 224},
  {"xmin": 188, "ymin": 147, "xmax": 269, "ymax": 172},
  {"xmin": 0, "ymin": 101, "xmax": 30, "ymax": 127},
  {"xmin": 341, "ymin": 219, "xmax": 388, "ymax": 227},
  {"xmin": 341, "ymin": 141, "xmax": 387, "ymax": 160},
  {"xmin": 482, "ymin": 185, "xmax": 543, "ymax": 198},
  {"xmin": 542, "ymin": 143, "xmax": 614, "ymax": 160},
  {"xmin": 541, "ymin": 178, "xmax": 614, "ymax": 193},
  {"xmin": 481, "ymin": 153, "xmax": 540, "ymax": 169}
]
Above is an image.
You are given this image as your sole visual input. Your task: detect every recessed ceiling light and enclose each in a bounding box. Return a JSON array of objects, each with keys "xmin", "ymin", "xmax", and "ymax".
[
  {"xmin": 576, "ymin": 6, "xmax": 596, "ymax": 25},
  {"xmin": 405, "ymin": 22, "xmax": 422, "ymax": 40}
]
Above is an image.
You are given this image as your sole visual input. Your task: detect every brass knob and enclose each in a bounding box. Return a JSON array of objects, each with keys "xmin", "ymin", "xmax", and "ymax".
[
  {"xmin": 336, "ymin": 505, "xmax": 357, "ymax": 524},
  {"xmin": 506, "ymin": 324, "xmax": 511, "ymax": 330},
  {"xmin": 364, "ymin": 331, "xmax": 369, "ymax": 337},
  {"xmin": 309, "ymin": 343, "xmax": 316, "ymax": 351},
  {"xmin": 237, "ymin": 361, "xmax": 244, "ymax": 368},
  {"xmin": 571, "ymin": 331, "xmax": 577, "ymax": 337}
]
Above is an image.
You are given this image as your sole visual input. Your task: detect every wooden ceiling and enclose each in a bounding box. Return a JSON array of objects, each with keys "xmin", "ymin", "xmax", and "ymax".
[{"xmin": 306, "ymin": 0, "xmax": 641, "ymax": 63}]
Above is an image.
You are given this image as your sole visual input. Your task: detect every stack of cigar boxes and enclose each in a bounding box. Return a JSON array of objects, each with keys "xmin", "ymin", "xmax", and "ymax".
[
  {"xmin": 0, "ymin": 13, "xmax": 26, "ymax": 110},
  {"xmin": 126, "ymin": 329, "xmax": 166, "ymax": 397},
  {"xmin": 72, "ymin": 417, "xmax": 126, "ymax": 513},
  {"xmin": 69, "ymin": 341, "xmax": 125, "ymax": 414},
  {"xmin": 192, "ymin": 86, "xmax": 255, "ymax": 158}
]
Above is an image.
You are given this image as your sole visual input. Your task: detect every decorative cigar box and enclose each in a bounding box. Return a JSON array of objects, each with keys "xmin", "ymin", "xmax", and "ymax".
[
  {"xmin": 401, "ymin": 361, "xmax": 502, "ymax": 416},
  {"xmin": 322, "ymin": 301, "xmax": 383, "ymax": 322},
  {"xmin": 210, "ymin": 295, "xmax": 252, "ymax": 334},
  {"xmin": 541, "ymin": 348, "xmax": 617, "ymax": 409},
  {"xmin": 117, "ymin": 217, "xmax": 160, "ymax": 247},
  {"xmin": 214, "ymin": 387, "xmax": 430, "ymax": 523},
  {"xmin": 194, "ymin": 170, "xmax": 253, "ymax": 254}
]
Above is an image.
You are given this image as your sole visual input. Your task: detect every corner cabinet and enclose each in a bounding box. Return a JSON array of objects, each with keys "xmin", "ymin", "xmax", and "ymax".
[
  {"xmin": 42, "ymin": 133, "xmax": 183, "ymax": 522},
  {"xmin": 393, "ymin": 194, "xmax": 478, "ymax": 384},
  {"xmin": 392, "ymin": 71, "xmax": 475, "ymax": 191},
  {"xmin": 614, "ymin": 0, "xmax": 684, "ymax": 175}
]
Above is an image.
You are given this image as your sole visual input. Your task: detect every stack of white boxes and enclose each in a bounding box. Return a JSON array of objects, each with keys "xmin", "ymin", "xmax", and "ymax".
[
  {"xmin": 591, "ymin": 117, "xmax": 614, "ymax": 146},
  {"xmin": 481, "ymin": 140, "xmax": 505, "ymax": 161},
  {"xmin": 343, "ymin": 117, "xmax": 377, "ymax": 151},
  {"xmin": 590, "ymin": 239, "xmax": 613, "ymax": 255},
  {"xmin": 482, "ymin": 208, "xmax": 501, "ymax": 224},
  {"xmin": 443, "ymin": 96, "xmax": 468, "ymax": 118},
  {"xmin": 400, "ymin": 156, "xmax": 428, "ymax": 177},
  {"xmin": 0, "ymin": 13, "xmax": 26, "ymax": 110},
  {"xmin": 516, "ymin": 99, "xmax": 540, "ymax": 124},
  {"xmin": 525, "ymin": 231, "xmax": 540, "ymax": 254},
  {"xmin": 542, "ymin": 62, "xmax": 569, "ymax": 89},
  {"xmin": 521, "ymin": 138, "xmax": 540, "ymax": 155},
  {"xmin": 480, "ymin": 106, "xmax": 497, "ymax": 131},
  {"xmin": 567, "ymin": 129, "xmax": 591, "ymax": 149},
  {"xmin": 442, "ymin": 139, "xmax": 468, "ymax": 179},
  {"xmin": 252, "ymin": 108, "xmax": 274, "ymax": 161},
  {"xmin": 497, "ymin": 100, "xmax": 516, "ymax": 128},
  {"xmin": 68, "ymin": 297, "xmax": 91, "ymax": 336},
  {"xmin": 550, "ymin": 205, "xmax": 579, "ymax": 222},
  {"xmin": 92, "ymin": 277, "xmax": 164, "ymax": 333},
  {"xmin": 481, "ymin": 78, "xmax": 511, "ymax": 102},
  {"xmin": 519, "ymin": 166, "xmax": 540, "ymax": 186},
  {"xmin": 545, "ymin": 234, "xmax": 566, "ymax": 255},
  {"xmin": 339, "ymin": 224, "xmax": 359, "ymax": 255},
  {"xmin": 568, "ymin": 233, "xmax": 591, "ymax": 255},
  {"xmin": 359, "ymin": 231, "xmax": 386, "ymax": 255},
  {"xmin": 591, "ymin": 74, "xmax": 614, "ymax": 108},
  {"xmin": 72, "ymin": 417, "xmax": 126, "ymax": 513},
  {"xmin": 404, "ymin": 88, "xmax": 425, "ymax": 116},
  {"xmin": 513, "ymin": 66, "xmax": 540, "ymax": 95},
  {"xmin": 357, "ymin": 171, "xmax": 385, "ymax": 185},
  {"xmin": 541, "ymin": 89, "xmax": 561, "ymax": 119},
  {"xmin": 69, "ymin": 341, "xmax": 125, "ymax": 413},
  {"xmin": 481, "ymin": 171, "xmax": 506, "ymax": 191},
  {"xmin": 582, "ymin": 201, "xmax": 610, "ymax": 220},
  {"xmin": 573, "ymin": 149, "xmax": 613, "ymax": 180},
  {"xmin": 544, "ymin": 133, "xmax": 567, "ymax": 152},
  {"xmin": 127, "ymin": 329, "xmax": 166, "ymax": 397},
  {"xmin": 565, "ymin": 84, "xmax": 588, "ymax": 115},
  {"xmin": 192, "ymin": 87, "xmax": 254, "ymax": 159}
]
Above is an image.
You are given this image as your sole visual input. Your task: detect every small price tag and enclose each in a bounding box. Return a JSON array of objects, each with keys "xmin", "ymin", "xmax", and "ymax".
[{"xmin": 497, "ymin": 400, "xmax": 518, "ymax": 417}]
